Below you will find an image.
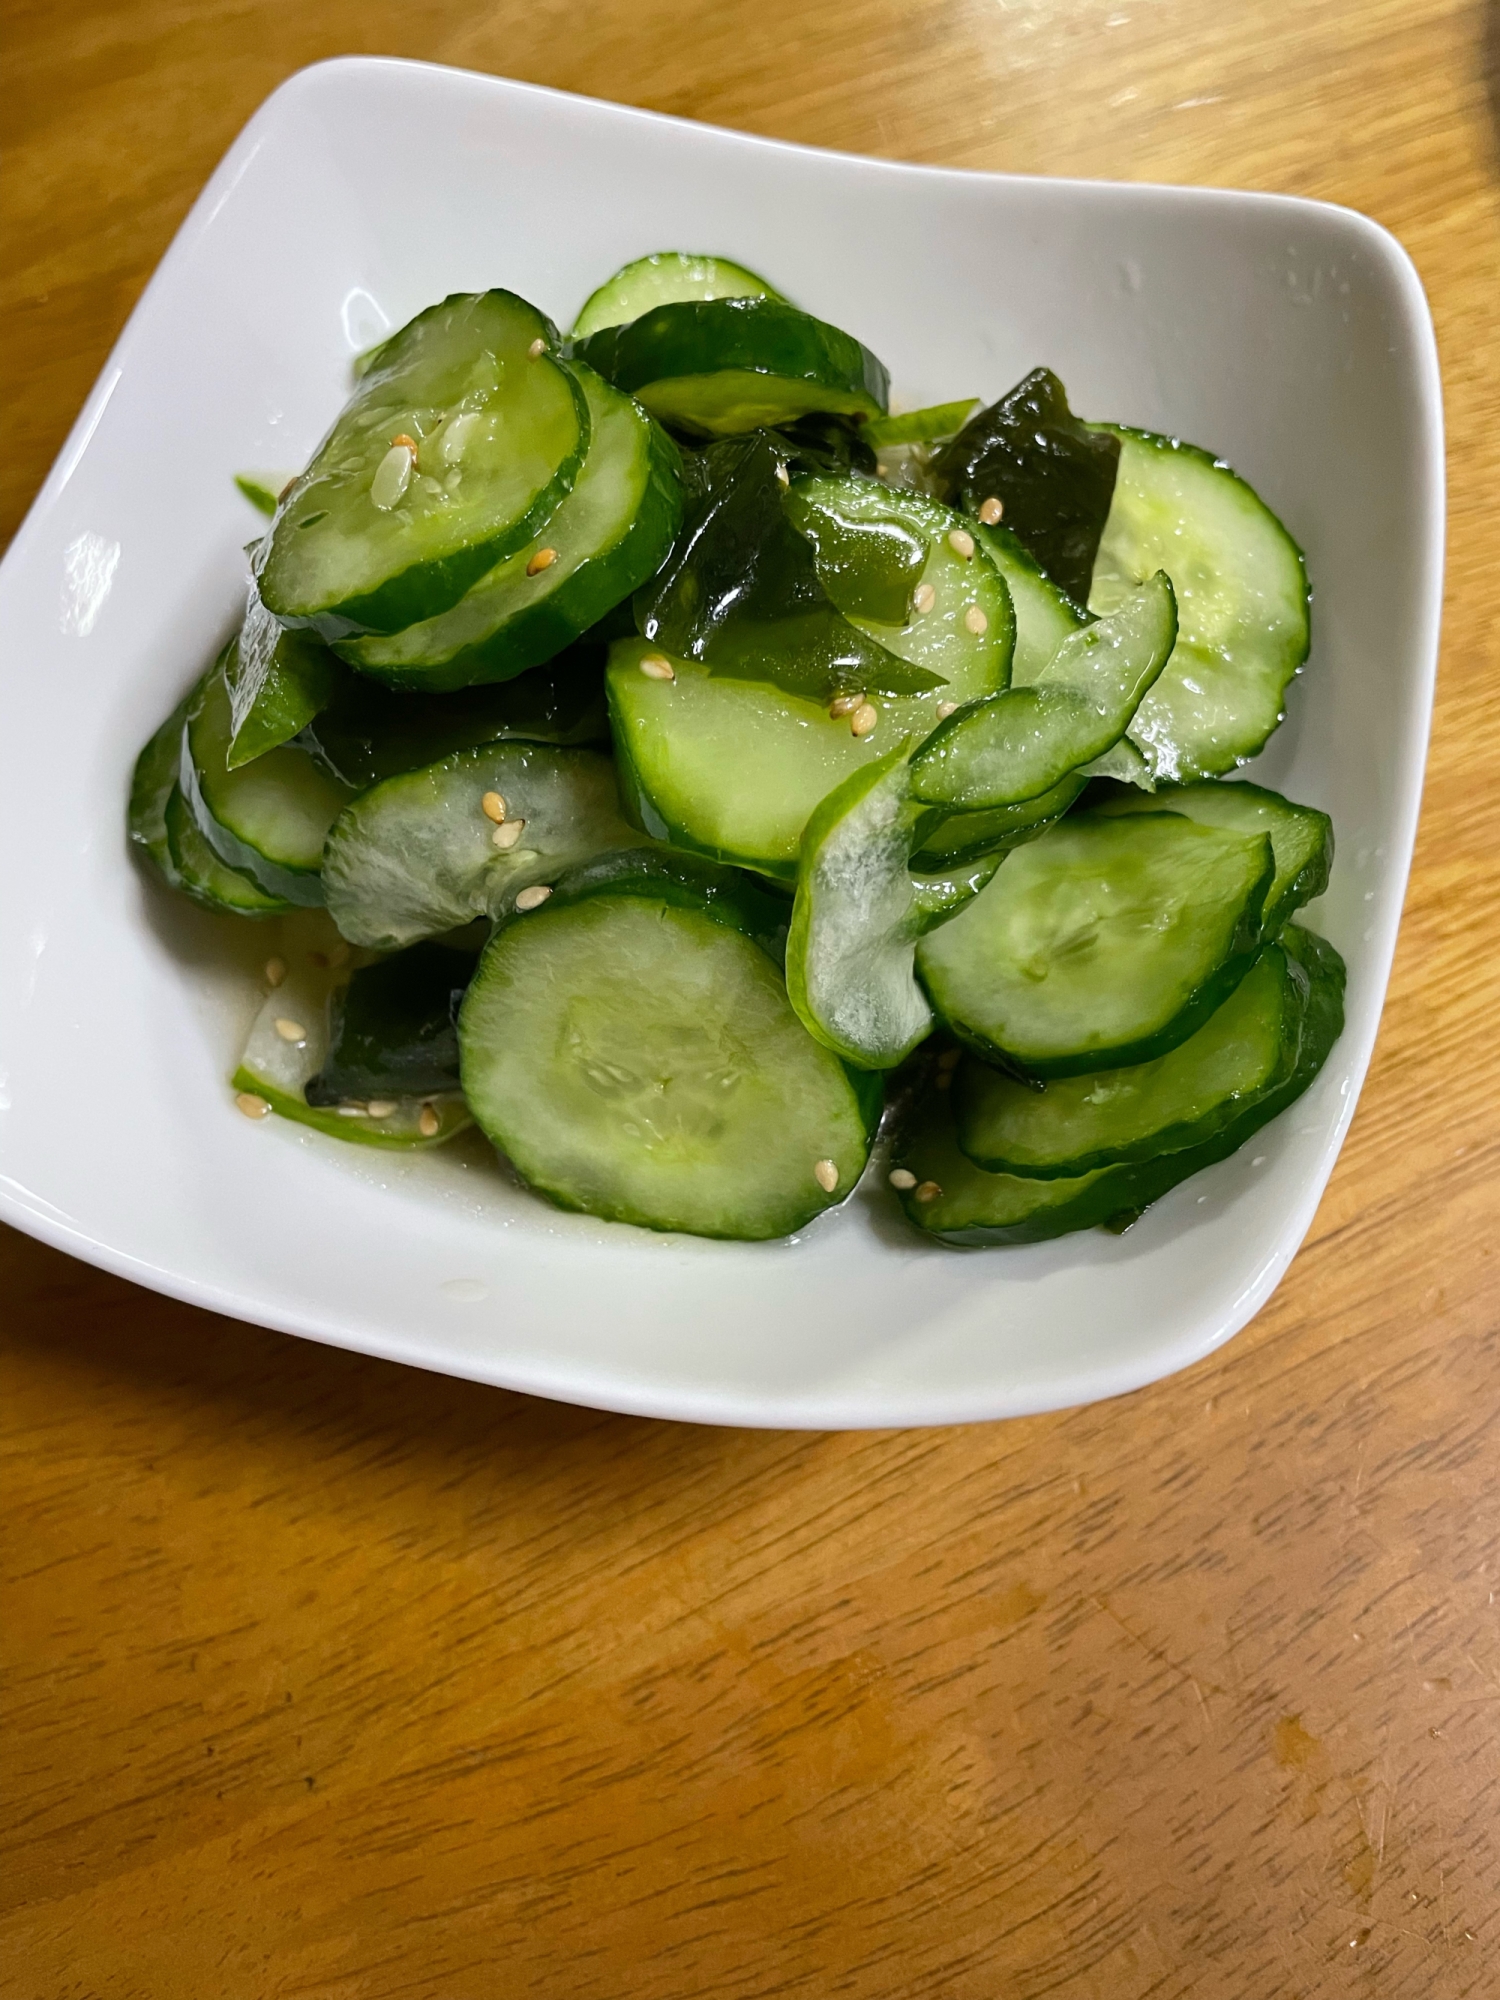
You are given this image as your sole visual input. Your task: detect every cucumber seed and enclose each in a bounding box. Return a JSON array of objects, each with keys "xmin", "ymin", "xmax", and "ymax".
[
  {"xmin": 888, "ymin": 1167, "xmax": 918, "ymax": 1190},
  {"xmin": 527, "ymin": 337, "xmax": 546, "ymax": 358},
  {"xmin": 515, "ymin": 884, "xmax": 552, "ymax": 912},
  {"xmin": 964, "ymin": 604, "xmax": 989, "ymax": 634},
  {"xmin": 418, "ymin": 1104, "xmax": 441, "ymax": 1138},
  {"xmin": 935, "ymin": 700, "xmax": 959, "ymax": 719},
  {"xmin": 813, "ymin": 1159, "xmax": 839, "ymax": 1193},
  {"xmin": 366, "ymin": 1100, "xmax": 398, "ymax": 1118},
  {"xmin": 775, "ymin": 462, "xmax": 790, "ymax": 488},
  {"xmin": 492, "ymin": 817, "xmax": 526, "ymax": 849},
  {"xmin": 912, "ymin": 582, "xmax": 936, "ymax": 615},
  {"xmin": 948, "ymin": 527, "xmax": 975, "ymax": 559},
  {"xmin": 640, "ymin": 654, "xmax": 676, "ymax": 681},
  {"xmin": 264, "ymin": 956, "xmax": 287, "ymax": 987},
  {"xmin": 526, "ymin": 547, "xmax": 558, "ymax": 576},
  {"xmin": 850, "ymin": 703, "xmax": 879, "ymax": 738},
  {"xmin": 914, "ymin": 1180, "xmax": 944, "ymax": 1203},
  {"xmin": 235, "ymin": 1092, "xmax": 271, "ymax": 1120},
  {"xmin": 438, "ymin": 413, "xmax": 481, "ymax": 466},
  {"xmin": 977, "ymin": 495, "xmax": 1004, "ymax": 524},
  {"xmin": 274, "ymin": 1018, "xmax": 306, "ymax": 1043},
  {"xmin": 481, "ymin": 790, "xmax": 507, "ymax": 823},
  {"xmin": 336, "ymin": 1103, "xmax": 369, "ymax": 1117},
  {"xmin": 370, "ymin": 443, "xmax": 414, "ymax": 510},
  {"xmin": 828, "ymin": 691, "xmax": 865, "ymax": 718}
]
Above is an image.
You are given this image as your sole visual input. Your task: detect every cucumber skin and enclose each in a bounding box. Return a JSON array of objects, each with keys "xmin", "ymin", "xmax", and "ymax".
[
  {"xmin": 180, "ymin": 694, "xmax": 329, "ymax": 908},
  {"xmin": 128, "ymin": 690, "xmax": 197, "ymax": 884},
  {"xmin": 164, "ymin": 787, "xmax": 295, "ymax": 917},
  {"xmin": 572, "ymin": 253, "xmax": 783, "ymax": 339},
  {"xmin": 910, "ymin": 777, "xmax": 1087, "ymax": 871},
  {"xmin": 335, "ymin": 413, "xmax": 685, "ymax": 691},
  {"xmin": 229, "ymin": 1067, "xmax": 471, "ymax": 1148},
  {"xmin": 898, "ymin": 925, "xmax": 1344, "ymax": 1244}
]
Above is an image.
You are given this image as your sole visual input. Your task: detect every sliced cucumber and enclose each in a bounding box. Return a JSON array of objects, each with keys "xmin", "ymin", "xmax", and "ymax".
[
  {"xmin": 335, "ymin": 366, "xmax": 683, "ymax": 690},
  {"xmin": 128, "ymin": 689, "xmax": 197, "ymax": 884},
  {"xmin": 1090, "ymin": 777, "xmax": 1332, "ymax": 932},
  {"xmin": 233, "ymin": 959, "xmax": 469, "ymax": 1147},
  {"xmin": 303, "ymin": 941, "xmax": 475, "ymax": 1106},
  {"xmin": 572, "ymin": 252, "xmax": 784, "ymax": 339},
  {"xmin": 909, "ymin": 573, "xmax": 1175, "ymax": 810},
  {"xmin": 183, "ymin": 666, "xmax": 353, "ymax": 904},
  {"xmin": 974, "ymin": 520, "xmax": 1086, "ymax": 686},
  {"xmin": 225, "ymin": 592, "xmax": 338, "ymax": 768},
  {"xmin": 953, "ymin": 942, "xmax": 1301, "ymax": 1177},
  {"xmin": 915, "ymin": 809, "xmax": 1274, "ymax": 1077},
  {"xmin": 1089, "ymin": 427, "xmax": 1310, "ymax": 782},
  {"xmin": 322, "ymin": 741, "xmax": 636, "ymax": 949},
  {"xmin": 864, "ymin": 400, "xmax": 980, "ymax": 450},
  {"xmin": 256, "ymin": 292, "xmax": 589, "ymax": 638},
  {"xmin": 573, "ymin": 297, "xmax": 888, "ymax": 437},
  {"xmin": 896, "ymin": 925, "xmax": 1344, "ymax": 1243},
  {"xmin": 164, "ymin": 787, "xmax": 297, "ymax": 916},
  {"xmin": 458, "ymin": 849, "xmax": 879, "ymax": 1239},
  {"xmin": 910, "ymin": 775, "xmax": 1087, "ymax": 872},
  {"xmin": 302, "ymin": 643, "xmax": 609, "ymax": 791}
]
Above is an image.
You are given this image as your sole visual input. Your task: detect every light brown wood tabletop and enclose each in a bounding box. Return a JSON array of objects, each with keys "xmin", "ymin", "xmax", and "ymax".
[{"xmin": 4, "ymin": 1, "xmax": 1499, "ymax": 1993}]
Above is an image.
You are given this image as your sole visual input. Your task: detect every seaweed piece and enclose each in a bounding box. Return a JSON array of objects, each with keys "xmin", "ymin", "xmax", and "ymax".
[{"xmin": 304, "ymin": 942, "xmax": 476, "ymax": 1106}]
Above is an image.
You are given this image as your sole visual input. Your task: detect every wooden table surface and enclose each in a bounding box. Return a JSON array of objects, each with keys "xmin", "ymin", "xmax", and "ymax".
[{"xmin": 5, "ymin": 2, "xmax": 1499, "ymax": 1993}]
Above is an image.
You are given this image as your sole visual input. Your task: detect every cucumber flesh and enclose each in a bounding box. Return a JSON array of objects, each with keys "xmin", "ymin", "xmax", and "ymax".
[
  {"xmin": 909, "ymin": 572, "xmax": 1176, "ymax": 810},
  {"xmin": 184, "ymin": 666, "xmax": 353, "ymax": 904},
  {"xmin": 322, "ymin": 741, "xmax": 637, "ymax": 949},
  {"xmin": 301, "ymin": 643, "xmax": 609, "ymax": 791},
  {"xmin": 335, "ymin": 366, "xmax": 684, "ymax": 690},
  {"xmin": 1089, "ymin": 427, "xmax": 1310, "ymax": 782},
  {"xmin": 864, "ymin": 400, "xmax": 981, "ymax": 450},
  {"xmin": 1090, "ymin": 777, "xmax": 1332, "ymax": 932},
  {"xmin": 233, "ymin": 959, "xmax": 470, "ymax": 1146},
  {"xmin": 954, "ymin": 942, "xmax": 1300, "ymax": 1177},
  {"xmin": 910, "ymin": 775, "xmax": 1087, "ymax": 872},
  {"xmin": 974, "ymin": 520, "xmax": 1086, "ymax": 686},
  {"xmin": 571, "ymin": 252, "xmax": 784, "ymax": 339},
  {"xmin": 458, "ymin": 850, "xmax": 879, "ymax": 1239},
  {"xmin": 896, "ymin": 925, "xmax": 1344, "ymax": 1243},
  {"xmin": 165, "ymin": 786, "xmax": 294, "ymax": 916},
  {"xmin": 256, "ymin": 292, "xmax": 589, "ymax": 638},
  {"xmin": 303, "ymin": 941, "xmax": 476, "ymax": 1106},
  {"xmin": 915, "ymin": 809, "xmax": 1274, "ymax": 1076},
  {"xmin": 225, "ymin": 591, "xmax": 339, "ymax": 768},
  {"xmin": 574, "ymin": 297, "xmax": 888, "ymax": 438}
]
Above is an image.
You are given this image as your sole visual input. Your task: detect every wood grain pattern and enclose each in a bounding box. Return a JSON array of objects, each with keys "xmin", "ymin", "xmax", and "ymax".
[{"xmin": 3, "ymin": 1, "xmax": 1499, "ymax": 1993}]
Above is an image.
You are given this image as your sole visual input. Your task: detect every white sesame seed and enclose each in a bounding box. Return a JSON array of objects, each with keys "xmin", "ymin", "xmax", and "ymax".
[
  {"xmin": 235, "ymin": 1091, "xmax": 271, "ymax": 1120},
  {"xmin": 935, "ymin": 700, "xmax": 959, "ymax": 720},
  {"xmin": 964, "ymin": 604, "xmax": 989, "ymax": 634},
  {"xmin": 914, "ymin": 1180, "xmax": 943, "ymax": 1203},
  {"xmin": 274, "ymin": 1018, "xmax": 306, "ymax": 1043},
  {"xmin": 515, "ymin": 884, "xmax": 552, "ymax": 912},
  {"xmin": 639, "ymin": 654, "xmax": 676, "ymax": 681},
  {"xmin": 492, "ymin": 816, "xmax": 526, "ymax": 850},
  {"xmin": 888, "ymin": 1167, "xmax": 918, "ymax": 1190},
  {"xmin": 850, "ymin": 703, "xmax": 879, "ymax": 738},
  {"xmin": 977, "ymin": 495, "xmax": 1004, "ymax": 525},
  {"xmin": 481, "ymin": 790, "xmax": 507, "ymax": 823},
  {"xmin": 948, "ymin": 527, "xmax": 975, "ymax": 559},
  {"xmin": 366, "ymin": 1099, "xmax": 398, "ymax": 1118},
  {"xmin": 370, "ymin": 443, "xmax": 414, "ymax": 511},
  {"xmin": 418, "ymin": 1104, "xmax": 441, "ymax": 1138},
  {"xmin": 828, "ymin": 691, "xmax": 865, "ymax": 718},
  {"xmin": 813, "ymin": 1158, "xmax": 839, "ymax": 1193},
  {"xmin": 526, "ymin": 547, "xmax": 558, "ymax": 576},
  {"xmin": 912, "ymin": 582, "xmax": 936, "ymax": 615},
  {"xmin": 528, "ymin": 337, "xmax": 546, "ymax": 359},
  {"xmin": 264, "ymin": 956, "xmax": 286, "ymax": 987}
]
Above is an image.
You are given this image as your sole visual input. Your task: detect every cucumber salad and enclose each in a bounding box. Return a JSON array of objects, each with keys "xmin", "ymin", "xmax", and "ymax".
[{"xmin": 129, "ymin": 250, "xmax": 1341, "ymax": 1246}]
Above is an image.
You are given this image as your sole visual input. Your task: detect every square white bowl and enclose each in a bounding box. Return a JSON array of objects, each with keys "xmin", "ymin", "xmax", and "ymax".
[{"xmin": 0, "ymin": 58, "xmax": 1442, "ymax": 1428}]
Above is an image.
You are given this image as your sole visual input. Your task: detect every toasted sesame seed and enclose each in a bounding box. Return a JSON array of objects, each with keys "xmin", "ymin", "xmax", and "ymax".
[
  {"xmin": 964, "ymin": 604, "xmax": 989, "ymax": 634},
  {"xmin": 418, "ymin": 1104, "xmax": 441, "ymax": 1138},
  {"xmin": 526, "ymin": 547, "xmax": 558, "ymax": 576},
  {"xmin": 492, "ymin": 816, "xmax": 526, "ymax": 850},
  {"xmin": 935, "ymin": 700, "xmax": 959, "ymax": 720},
  {"xmin": 274, "ymin": 1017, "xmax": 306, "ymax": 1043},
  {"xmin": 914, "ymin": 1180, "xmax": 943, "ymax": 1203},
  {"xmin": 948, "ymin": 527, "xmax": 975, "ymax": 559},
  {"xmin": 264, "ymin": 956, "xmax": 287, "ymax": 987},
  {"xmin": 366, "ymin": 1099, "xmax": 398, "ymax": 1118},
  {"xmin": 813, "ymin": 1158, "xmax": 839, "ymax": 1193},
  {"xmin": 528, "ymin": 337, "xmax": 546, "ymax": 358},
  {"xmin": 912, "ymin": 582, "xmax": 936, "ymax": 615},
  {"xmin": 515, "ymin": 884, "xmax": 552, "ymax": 912},
  {"xmin": 775, "ymin": 462, "xmax": 790, "ymax": 488},
  {"xmin": 481, "ymin": 790, "xmax": 507, "ymax": 823},
  {"xmin": 639, "ymin": 654, "xmax": 676, "ymax": 681},
  {"xmin": 888, "ymin": 1167, "xmax": 918, "ymax": 1190},
  {"xmin": 875, "ymin": 461, "xmax": 889, "ymax": 477},
  {"xmin": 977, "ymin": 495, "xmax": 1004, "ymax": 525},
  {"xmin": 828, "ymin": 691, "xmax": 865, "ymax": 718},
  {"xmin": 390, "ymin": 432, "xmax": 419, "ymax": 458},
  {"xmin": 235, "ymin": 1091, "xmax": 271, "ymax": 1120},
  {"xmin": 850, "ymin": 702, "xmax": 879, "ymax": 738}
]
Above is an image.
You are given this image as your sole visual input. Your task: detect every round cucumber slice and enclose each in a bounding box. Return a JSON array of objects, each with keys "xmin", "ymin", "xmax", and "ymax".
[
  {"xmin": 573, "ymin": 297, "xmax": 888, "ymax": 438},
  {"xmin": 973, "ymin": 520, "xmax": 1087, "ymax": 686},
  {"xmin": 164, "ymin": 786, "xmax": 295, "ymax": 916},
  {"xmin": 915, "ymin": 809, "xmax": 1275, "ymax": 1077},
  {"xmin": 910, "ymin": 777, "xmax": 1086, "ymax": 873},
  {"xmin": 183, "ymin": 666, "xmax": 353, "ymax": 905},
  {"xmin": 336, "ymin": 366, "xmax": 683, "ymax": 689},
  {"xmin": 458, "ymin": 851, "xmax": 879, "ymax": 1239},
  {"xmin": 322, "ymin": 741, "xmax": 637, "ymax": 949},
  {"xmin": 129, "ymin": 689, "xmax": 198, "ymax": 885},
  {"xmin": 256, "ymin": 292, "xmax": 590, "ymax": 638},
  {"xmin": 224, "ymin": 592, "xmax": 338, "ymax": 768},
  {"xmin": 571, "ymin": 252, "xmax": 784, "ymax": 339},
  {"xmin": 1088, "ymin": 426, "xmax": 1310, "ymax": 782}
]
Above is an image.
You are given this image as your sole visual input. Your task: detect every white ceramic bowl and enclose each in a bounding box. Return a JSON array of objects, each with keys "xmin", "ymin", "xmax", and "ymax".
[{"xmin": 0, "ymin": 58, "xmax": 1443, "ymax": 1428}]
